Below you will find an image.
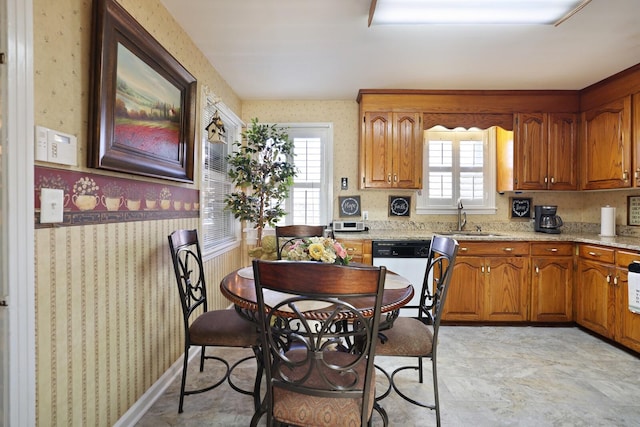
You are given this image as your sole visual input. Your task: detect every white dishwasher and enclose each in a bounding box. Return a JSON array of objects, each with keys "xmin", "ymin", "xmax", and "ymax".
[{"xmin": 372, "ymin": 240, "xmax": 431, "ymax": 317}]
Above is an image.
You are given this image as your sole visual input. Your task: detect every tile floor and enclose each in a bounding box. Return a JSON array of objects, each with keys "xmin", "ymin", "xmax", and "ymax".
[{"xmin": 136, "ymin": 326, "xmax": 640, "ymax": 426}]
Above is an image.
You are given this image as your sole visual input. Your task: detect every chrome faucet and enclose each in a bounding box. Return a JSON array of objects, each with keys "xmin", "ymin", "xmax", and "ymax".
[{"xmin": 457, "ymin": 198, "xmax": 467, "ymax": 231}]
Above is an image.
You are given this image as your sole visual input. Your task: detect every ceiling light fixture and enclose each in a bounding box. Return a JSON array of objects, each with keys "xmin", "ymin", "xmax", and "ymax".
[{"xmin": 368, "ymin": 0, "xmax": 592, "ymax": 27}]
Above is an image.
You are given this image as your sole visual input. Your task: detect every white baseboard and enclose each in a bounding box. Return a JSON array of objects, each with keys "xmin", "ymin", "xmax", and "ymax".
[{"xmin": 113, "ymin": 348, "xmax": 201, "ymax": 427}]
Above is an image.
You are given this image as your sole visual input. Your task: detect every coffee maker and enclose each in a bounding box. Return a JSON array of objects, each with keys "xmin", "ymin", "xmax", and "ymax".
[{"xmin": 534, "ymin": 205, "xmax": 563, "ymax": 234}]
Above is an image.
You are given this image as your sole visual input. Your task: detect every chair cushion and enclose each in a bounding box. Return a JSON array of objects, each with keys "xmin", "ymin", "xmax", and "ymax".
[
  {"xmin": 375, "ymin": 317, "xmax": 433, "ymax": 357},
  {"xmin": 189, "ymin": 309, "xmax": 259, "ymax": 347},
  {"xmin": 272, "ymin": 350, "xmax": 375, "ymax": 426}
]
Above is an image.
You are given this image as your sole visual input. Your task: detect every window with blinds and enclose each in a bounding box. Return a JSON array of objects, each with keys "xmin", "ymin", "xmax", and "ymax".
[
  {"xmin": 417, "ymin": 127, "xmax": 496, "ymax": 214},
  {"xmin": 278, "ymin": 124, "xmax": 333, "ymax": 226},
  {"xmin": 200, "ymin": 98, "xmax": 241, "ymax": 253}
]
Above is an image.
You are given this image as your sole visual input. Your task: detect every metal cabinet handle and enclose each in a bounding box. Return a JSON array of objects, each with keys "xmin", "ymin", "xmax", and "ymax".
[
  {"xmin": 623, "ymin": 170, "xmax": 629, "ymax": 181},
  {"xmin": 387, "ymin": 174, "xmax": 391, "ymax": 183},
  {"xmin": 614, "ymin": 275, "xmax": 619, "ymax": 286},
  {"xmin": 503, "ymin": 247, "xmax": 514, "ymax": 252},
  {"xmin": 588, "ymin": 251, "xmax": 600, "ymax": 257},
  {"xmin": 393, "ymin": 174, "xmax": 398, "ymax": 182},
  {"xmin": 546, "ymin": 248, "xmax": 558, "ymax": 252},
  {"xmin": 544, "ymin": 176, "xmax": 548, "ymax": 183},
  {"xmin": 460, "ymin": 247, "xmax": 468, "ymax": 252},
  {"xmin": 487, "ymin": 265, "xmax": 491, "ymax": 274},
  {"xmin": 535, "ymin": 265, "xmax": 539, "ymax": 274},
  {"xmin": 550, "ymin": 177, "xmax": 555, "ymax": 184},
  {"xmin": 606, "ymin": 274, "xmax": 611, "ymax": 284},
  {"xmin": 481, "ymin": 265, "xmax": 485, "ymax": 273}
]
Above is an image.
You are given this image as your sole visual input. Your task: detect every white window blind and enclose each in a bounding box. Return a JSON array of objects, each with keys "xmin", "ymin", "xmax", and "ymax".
[
  {"xmin": 417, "ymin": 127, "xmax": 496, "ymax": 214},
  {"xmin": 201, "ymin": 97, "xmax": 241, "ymax": 253}
]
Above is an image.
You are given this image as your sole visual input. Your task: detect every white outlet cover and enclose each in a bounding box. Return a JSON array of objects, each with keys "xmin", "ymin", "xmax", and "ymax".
[{"xmin": 40, "ymin": 188, "xmax": 64, "ymax": 223}]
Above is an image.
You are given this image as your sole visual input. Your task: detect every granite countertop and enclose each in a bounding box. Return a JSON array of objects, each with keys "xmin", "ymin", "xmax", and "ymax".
[{"xmin": 334, "ymin": 229, "xmax": 640, "ymax": 251}]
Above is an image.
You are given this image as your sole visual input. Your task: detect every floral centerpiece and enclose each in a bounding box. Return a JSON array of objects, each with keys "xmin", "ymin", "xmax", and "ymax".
[{"xmin": 284, "ymin": 237, "xmax": 352, "ymax": 265}]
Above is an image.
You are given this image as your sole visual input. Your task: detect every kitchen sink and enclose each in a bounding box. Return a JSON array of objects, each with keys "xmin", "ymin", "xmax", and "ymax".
[{"xmin": 436, "ymin": 230, "xmax": 502, "ymax": 237}]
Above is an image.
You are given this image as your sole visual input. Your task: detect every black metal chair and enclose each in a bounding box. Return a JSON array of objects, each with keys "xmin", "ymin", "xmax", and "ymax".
[
  {"xmin": 275, "ymin": 225, "xmax": 326, "ymax": 259},
  {"xmin": 375, "ymin": 236, "xmax": 459, "ymax": 427},
  {"xmin": 168, "ymin": 229, "xmax": 262, "ymax": 413},
  {"xmin": 251, "ymin": 260, "xmax": 388, "ymax": 426}
]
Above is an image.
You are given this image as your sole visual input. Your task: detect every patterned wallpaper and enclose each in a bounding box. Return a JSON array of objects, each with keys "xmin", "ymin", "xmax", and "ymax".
[{"xmin": 32, "ymin": 0, "xmax": 244, "ymax": 425}]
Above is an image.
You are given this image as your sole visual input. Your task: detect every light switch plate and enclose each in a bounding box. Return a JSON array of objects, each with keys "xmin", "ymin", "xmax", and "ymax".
[{"xmin": 40, "ymin": 188, "xmax": 64, "ymax": 223}]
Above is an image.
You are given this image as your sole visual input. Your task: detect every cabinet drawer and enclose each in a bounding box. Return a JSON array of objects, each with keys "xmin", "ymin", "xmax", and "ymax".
[
  {"xmin": 456, "ymin": 241, "xmax": 529, "ymax": 256},
  {"xmin": 531, "ymin": 242, "xmax": 574, "ymax": 257},
  {"xmin": 578, "ymin": 244, "xmax": 615, "ymax": 263},
  {"xmin": 337, "ymin": 240, "xmax": 363, "ymax": 256},
  {"xmin": 616, "ymin": 249, "xmax": 640, "ymax": 268}
]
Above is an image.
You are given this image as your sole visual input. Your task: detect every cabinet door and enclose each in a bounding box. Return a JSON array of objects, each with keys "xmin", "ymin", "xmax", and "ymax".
[
  {"xmin": 362, "ymin": 112, "xmax": 393, "ymax": 188},
  {"xmin": 580, "ymin": 96, "xmax": 632, "ymax": 190},
  {"xmin": 577, "ymin": 259, "xmax": 614, "ymax": 337},
  {"xmin": 484, "ymin": 257, "xmax": 529, "ymax": 321},
  {"xmin": 392, "ymin": 112, "xmax": 423, "ymax": 189},
  {"xmin": 548, "ymin": 113, "xmax": 578, "ymax": 190},
  {"xmin": 531, "ymin": 257, "xmax": 573, "ymax": 322},
  {"xmin": 515, "ymin": 113, "xmax": 547, "ymax": 190},
  {"xmin": 633, "ymin": 93, "xmax": 640, "ymax": 187},
  {"xmin": 614, "ymin": 267, "xmax": 640, "ymax": 353},
  {"xmin": 442, "ymin": 256, "xmax": 484, "ymax": 321}
]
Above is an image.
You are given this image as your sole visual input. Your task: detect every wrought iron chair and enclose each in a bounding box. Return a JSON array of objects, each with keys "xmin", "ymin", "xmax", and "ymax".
[
  {"xmin": 275, "ymin": 225, "xmax": 326, "ymax": 259},
  {"xmin": 375, "ymin": 235, "xmax": 459, "ymax": 427},
  {"xmin": 168, "ymin": 229, "xmax": 262, "ymax": 413},
  {"xmin": 251, "ymin": 260, "xmax": 388, "ymax": 426}
]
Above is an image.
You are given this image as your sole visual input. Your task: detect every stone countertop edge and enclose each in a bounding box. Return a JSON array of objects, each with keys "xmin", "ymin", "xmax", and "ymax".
[{"xmin": 334, "ymin": 230, "xmax": 640, "ymax": 252}]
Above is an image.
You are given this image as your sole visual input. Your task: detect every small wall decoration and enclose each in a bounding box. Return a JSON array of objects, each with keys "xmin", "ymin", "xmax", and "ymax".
[
  {"xmin": 88, "ymin": 0, "xmax": 196, "ymax": 183},
  {"xmin": 510, "ymin": 197, "xmax": 532, "ymax": 218},
  {"xmin": 389, "ymin": 196, "xmax": 411, "ymax": 217},
  {"xmin": 628, "ymin": 196, "xmax": 640, "ymax": 226},
  {"xmin": 205, "ymin": 110, "xmax": 226, "ymax": 143},
  {"xmin": 339, "ymin": 196, "xmax": 361, "ymax": 217}
]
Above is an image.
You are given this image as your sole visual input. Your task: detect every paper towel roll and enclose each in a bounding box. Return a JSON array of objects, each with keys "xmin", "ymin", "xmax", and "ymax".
[{"xmin": 600, "ymin": 206, "xmax": 616, "ymax": 237}]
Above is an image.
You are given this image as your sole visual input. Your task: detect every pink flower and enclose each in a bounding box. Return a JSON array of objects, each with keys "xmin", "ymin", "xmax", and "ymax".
[{"xmin": 333, "ymin": 242, "xmax": 347, "ymax": 259}]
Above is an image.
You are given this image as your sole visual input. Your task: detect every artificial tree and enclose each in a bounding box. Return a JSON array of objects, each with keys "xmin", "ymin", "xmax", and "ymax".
[{"xmin": 225, "ymin": 118, "xmax": 297, "ymax": 245}]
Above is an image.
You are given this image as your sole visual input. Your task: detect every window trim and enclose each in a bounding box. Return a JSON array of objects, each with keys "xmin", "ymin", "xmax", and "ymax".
[{"xmin": 416, "ymin": 126, "xmax": 497, "ymax": 215}]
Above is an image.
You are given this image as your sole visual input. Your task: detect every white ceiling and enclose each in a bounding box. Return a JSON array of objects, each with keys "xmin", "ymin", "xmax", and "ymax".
[{"xmin": 159, "ymin": 0, "xmax": 640, "ymax": 101}]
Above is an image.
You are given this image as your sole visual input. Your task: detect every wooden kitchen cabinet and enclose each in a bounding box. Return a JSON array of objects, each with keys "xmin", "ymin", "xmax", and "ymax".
[
  {"xmin": 530, "ymin": 242, "xmax": 574, "ymax": 322},
  {"xmin": 443, "ymin": 241, "xmax": 529, "ymax": 322},
  {"xmin": 633, "ymin": 92, "xmax": 640, "ymax": 187},
  {"xmin": 613, "ymin": 250, "xmax": 640, "ymax": 353},
  {"xmin": 360, "ymin": 111, "xmax": 423, "ymax": 189},
  {"xmin": 336, "ymin": 238, "xmax": 372, "ymax": 265},
  {"xmin": 514, "ymin": 112, "xmax": 577, "ymax": 190},
  {"xmin": 576, "ymin": 245, "xmax": 616, "ymax": 338},
  {"xmin": 576, "ymin": 245, "xmax": 640, "ymax": 353},
  {"xmin": 580, "ymin": 96, "xmax": 632, "ymax": 190}
]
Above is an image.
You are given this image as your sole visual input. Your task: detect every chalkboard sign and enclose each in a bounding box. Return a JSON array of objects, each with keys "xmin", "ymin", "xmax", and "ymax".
[
  {"xmin": 510, "ymin": 197, "xmax": 531, "ymax": 218},
  {"xmin": 339, "ymin": 196, "xmax": 361, "ymax": 217},
  {"xmin": 389, "ymin": 196, "xmax": 411, "ymax": 217}
]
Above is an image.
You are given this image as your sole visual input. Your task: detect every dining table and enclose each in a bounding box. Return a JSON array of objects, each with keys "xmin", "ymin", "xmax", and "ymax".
[{"xmin": 220, "ymin": 263, "xmax": 415, "ymax": 323}]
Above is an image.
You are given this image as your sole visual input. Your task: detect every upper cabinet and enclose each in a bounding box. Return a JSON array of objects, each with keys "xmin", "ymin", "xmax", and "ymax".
[
  {"xmin": 633, "ymin": 93, "xmax": 640, "ymax": 187},
  {"xmin": 360, "ymin": 111, "xmax": 423, "ymax": 189},
  {"xmin": 514, "ymin": 112, "xmax": 578, "ymax": 190},
  {"xmin": 580, "ymin": 96, "xmax": 632, "ymax": 190}
]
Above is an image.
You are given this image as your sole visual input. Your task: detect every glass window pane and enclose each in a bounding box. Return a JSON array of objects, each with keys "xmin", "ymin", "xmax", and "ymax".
[{"xmin": 460, "ymin": 140, "xmax": 483, "ymax": 167}]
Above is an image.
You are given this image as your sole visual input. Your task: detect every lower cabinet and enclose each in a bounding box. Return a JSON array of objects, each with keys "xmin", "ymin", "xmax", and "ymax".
[
  {"xmin": 336, "ymin": 239, "xmax": 372, "ymax": 265},
  {"xmin": 530, "ymin": 242, "xmax": 574, "ymax": 322},
  {"xmin": 613, "ymin": 251, "xmax": 640, "ymax": 353},
  {"xmin": 443, "ymin": 241, "xmax": 530, "ymax": 322},
  {"xmin": 576, "ymin": 245, "xmax": 640, "ymax": 353}
]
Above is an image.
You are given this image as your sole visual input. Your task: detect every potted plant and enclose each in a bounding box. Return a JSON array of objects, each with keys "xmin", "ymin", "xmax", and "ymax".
[{"xmin": 225, "ymin": 118, "xmax": 297, "ymax": 245}]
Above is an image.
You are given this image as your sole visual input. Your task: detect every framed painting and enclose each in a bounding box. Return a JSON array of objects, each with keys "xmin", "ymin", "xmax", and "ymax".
[{"xmin": 88, "ymin": 0, "xmax": 196, "ymax": 182}]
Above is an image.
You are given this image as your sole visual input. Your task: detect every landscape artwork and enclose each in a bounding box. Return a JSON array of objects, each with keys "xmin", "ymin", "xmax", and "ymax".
[{"xmin": 115, "ymin": 43, "xmax": 181, "ymax": 162}]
